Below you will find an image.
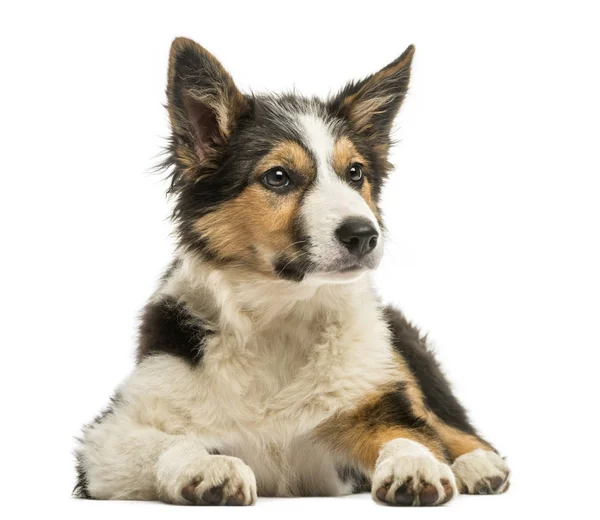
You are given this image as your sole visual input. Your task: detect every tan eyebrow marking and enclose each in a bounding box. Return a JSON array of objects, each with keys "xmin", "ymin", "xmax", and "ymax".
[
  {"xmin": 332, "ymin": 136, "xmax": 379, "ymax": 217},
  {"xmin": 332, "ymin": 135, "xmax": 367, "ymax": 175},
  {"xmin": 253, "ymin": 140, "xmax": 315, "ymax": 181}
]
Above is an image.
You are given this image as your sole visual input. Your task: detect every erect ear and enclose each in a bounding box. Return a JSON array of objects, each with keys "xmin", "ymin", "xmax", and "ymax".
[
  {"xmin": 330, "ymin": 45, "xmax": 415, "ymax": 143},
  {"xmin": 167, "ymin": 37, "xmax": 250, "ymax": 166}
]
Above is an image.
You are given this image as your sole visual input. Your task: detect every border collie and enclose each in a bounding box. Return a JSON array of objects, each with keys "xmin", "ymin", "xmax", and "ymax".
[{"xmin": 74, "ymin": 37, "xmax": 509, "ymax": 506}]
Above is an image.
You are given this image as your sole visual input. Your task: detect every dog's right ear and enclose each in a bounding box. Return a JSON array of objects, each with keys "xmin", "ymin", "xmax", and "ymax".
[
  {"xmin": 330, "ymin": 45, "xmax": 415, "ymax": 148},
  {"xmin": 167, "ymin": 38, "xmax": 250, "ymax": 170}
]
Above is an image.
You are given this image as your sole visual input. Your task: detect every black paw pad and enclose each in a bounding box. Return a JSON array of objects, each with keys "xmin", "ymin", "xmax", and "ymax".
[
  {"xmin": 418, "ymin": 482, "xmax": 439, "ymax": 506},
  {"xmin": 376, "ymin": 482, "xmax": 391, "ymax": 503},
  {"xmin": 488, "ymin": 476, "xmax": 505, "ymax": 492},
  {"xmin": 394, "ymin": 480, "xmax": 414, "ymax": 506},
  {"xmin": 474, "ymin": 475, "xmax": 508, "ymax": 495},
  {"xmin": 201, "ymin": 484, "xmax": 224, "ymax": 505}
]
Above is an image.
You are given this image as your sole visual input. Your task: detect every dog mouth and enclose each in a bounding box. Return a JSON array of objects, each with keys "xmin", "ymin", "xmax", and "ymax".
[
  {"xmin": 338, "ymin": 264, "xmax": 362, "ymax": 273},
  {"xmin": 304, "ymin": 259, "xmax": 374, "ymax": 283},
  {"xmin": 272, "ymin": 256, "xmax": 369, "ymax": 283},
  {"xmin": 272, "ymin": 247, "xmax": 382, "ymax": 283},
  {"xmin": 306, "ymin": 265, "xmax": 368, "ymax": 284},
  {"xmin": 317, "ymin": 256, "xmax": 378, "ymax": 275}
]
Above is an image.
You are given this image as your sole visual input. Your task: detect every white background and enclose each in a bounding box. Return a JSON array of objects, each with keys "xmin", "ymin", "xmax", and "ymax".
[{"xmin": 1, "ymin": 1, "xmax": 598, "ymax": 517}]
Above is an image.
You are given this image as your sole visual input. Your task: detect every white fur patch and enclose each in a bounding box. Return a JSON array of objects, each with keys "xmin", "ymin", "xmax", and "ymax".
[
  {"xmin": 294, "ymin": 112, "xmax": 382, "ymax": 272},
  {"xmin": 451, "ymin": 449, "xmax": 510, "ymax": 494},
  {"xmin": 372, "ymin": 438, "xmax": 457, "ymax": 505}
]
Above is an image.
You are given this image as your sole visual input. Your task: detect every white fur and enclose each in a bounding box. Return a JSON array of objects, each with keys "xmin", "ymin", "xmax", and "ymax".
[
  {"xmin": 78, "ymin": 255, "xmax": 401, "ymax": 499},
  {"xmin": 372, "ymin": 438, "xmax": 457, "ymax": 505},
  {"xmin": 451, "ymin": 449, "xmax": 510, "ymax": 494},
  {"xmin": 294, "ymin": 112, "xmax": 383, "ymax": 273}
]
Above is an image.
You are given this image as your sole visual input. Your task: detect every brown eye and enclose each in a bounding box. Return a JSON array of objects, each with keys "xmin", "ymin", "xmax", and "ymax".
[
  {"xmin": 348, "ymin": 163, "xmax": 364, "ymax": 183},
  {"xmin": 263, "ymin": 167, "xmax": 291, "ymax": 190}
]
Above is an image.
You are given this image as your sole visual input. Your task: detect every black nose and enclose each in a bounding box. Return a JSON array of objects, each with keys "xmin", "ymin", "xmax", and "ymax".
[{"xmin": 335, "ymin": 217, "xmax": 379, "ymax": 257}]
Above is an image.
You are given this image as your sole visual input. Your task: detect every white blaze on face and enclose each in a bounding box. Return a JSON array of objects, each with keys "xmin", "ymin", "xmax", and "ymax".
[{"xmin": 294, "ymin": 112, "xmax": 382, "ymax": 275}]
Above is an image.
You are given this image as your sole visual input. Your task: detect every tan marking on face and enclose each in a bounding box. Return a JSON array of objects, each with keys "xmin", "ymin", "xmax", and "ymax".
[
  {"xmin": 194, "ymin": 185, "xmax": 301, "ymax": 270},
  {"xmin": 360, "ymin": 177, "xmax": 379, "ymax": 217},
  {"xmin": 332, "ymin": 136, "xmax": 379, "ymax": 216},
  {"xmin": 194, "ymin": 142, "xmax": 314, "ymax": 272},
  {"xmin": 332, "ymin": 136, "xmax": 364, "ymax": 174},
  {"xmin": 253, "ymin": 140, "xmax": 314, "ymax": 182}
]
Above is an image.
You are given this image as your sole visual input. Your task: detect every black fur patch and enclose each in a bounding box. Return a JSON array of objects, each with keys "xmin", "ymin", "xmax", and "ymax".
[
  {"xmin": 378, "ymin": 383, "xmax": 442, "ymax": 434},
  {"xmin": 383, "ymin": 306, "xmax": 478, "ymax": 435},
  {"xmin": 137, "ymin": 297, "xmax": 212, "ymax": 365}
]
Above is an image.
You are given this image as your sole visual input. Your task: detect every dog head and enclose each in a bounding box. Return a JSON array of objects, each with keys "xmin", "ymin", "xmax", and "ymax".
[{"xmin": 165, "ymin": 37, "xmax": 414, "ymax": 284}]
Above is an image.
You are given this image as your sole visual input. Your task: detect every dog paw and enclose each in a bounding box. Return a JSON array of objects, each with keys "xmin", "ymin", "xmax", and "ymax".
[
  {"xmin": 452, "ymin": 449, "xmax": 510, "ymax": 495},
  {"xmin": 158, "ymin": 452, "xmax": 257, "ymax": 505},
  {"xmin": 179, "ymin": 455, "xmax": 257, "ymax": 505},
  {"xmin": 372, "ymin": 439, "xmax": 457, "ymax": 506}
]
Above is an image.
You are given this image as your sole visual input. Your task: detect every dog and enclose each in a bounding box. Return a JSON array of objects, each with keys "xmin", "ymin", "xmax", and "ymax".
[{"xmin": 74, "ymin": 37, "xmax": 510, "ymax": 506}]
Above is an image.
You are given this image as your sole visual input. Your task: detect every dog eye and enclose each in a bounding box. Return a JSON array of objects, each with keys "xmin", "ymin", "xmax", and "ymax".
[
  {"xmin": 348, "ymin": 163, "xmax": 364, "ymax": 183},
  {"xmin": 263, "ymin": 167, "xmax": 291, "ymax": 190}
]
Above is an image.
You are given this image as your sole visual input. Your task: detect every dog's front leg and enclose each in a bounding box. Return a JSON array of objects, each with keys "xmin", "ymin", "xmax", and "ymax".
[
  {"xmin": 316, "ymin": 388, "xmax": 457, "ymax": 506},
  {"xmin": 76, "ymin": 413, "xmax": 256, "ymax": 505}
]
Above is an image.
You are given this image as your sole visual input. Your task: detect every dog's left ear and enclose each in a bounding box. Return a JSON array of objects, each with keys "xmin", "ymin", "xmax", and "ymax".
[
  {"xmin": 167, "ymin": 37, "xmax": 250, "ymax": 169},
  {"xmin": 330, "ymin": 45, "xmax": 415, "ymax": 143}
]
